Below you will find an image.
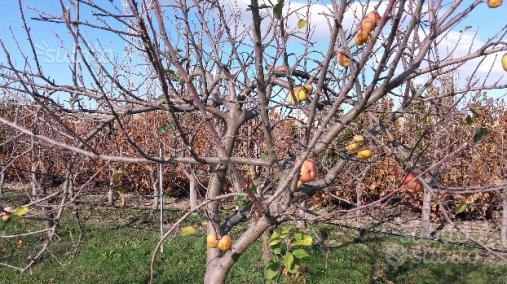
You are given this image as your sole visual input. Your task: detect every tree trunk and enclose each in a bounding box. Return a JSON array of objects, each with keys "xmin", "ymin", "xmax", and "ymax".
[
  {"xmin": 204, "ymin": 216, "xmax": 273, "ymax": 284},
  {"xmin": 421, "ymin": 186, "xmax": 432, "ymax": 238},
  {"xmin": 501, "ymin": 189, "xmax": 507, "ymax": 246},
  {"xmin": 261, "ymin": 229, "xmax": 273, "ymax": 264}
]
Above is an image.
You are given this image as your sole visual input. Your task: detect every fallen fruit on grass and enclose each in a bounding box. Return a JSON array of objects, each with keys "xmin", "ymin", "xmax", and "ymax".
[
  {"xmin": 217, "ymin": 235, "xmax": 233, "ymax": 251},
  {"xmin": 357, "ymin": 149, "xmax": 372, "ymax": 159},
  {"xmin": 300, "ymin": 159, "xmax": 317, "ymax": 182},
  {"xmin": 401, "ymin": 172, "xmax": 423, "ymax": 193},
  {"xmin": 3, "ymin": 207, "xmax": 14, "ymax": 214},
  {"xmin": 354, "ymin": 30, "xmax": 369, "ymax": 45},
  {"xmin": 207, "ymin": 233, "xmax": 219, "ymax": 248},
  {"xmin": 502, "ymin": 53, "xmax": 507, "ymax": 72},
  {"xmin": 487, "ymin": 0, "xmax": 503, "ymax": 8}
]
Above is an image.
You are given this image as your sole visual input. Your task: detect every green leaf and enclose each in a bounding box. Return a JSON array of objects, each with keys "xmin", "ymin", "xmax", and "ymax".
[
  {"xmin": 292, "ymin": 248, "xmax": 309, "ymax": 259},
  {"xmin": 269, "ymin": 238, "xmax": 281, "ymax": 246},
  {"xmin": 454, "ymin": 203, "xmax": 468, "ymax": 215},
  {"xmin": 473, "ymin": 128, "xmax": 488, "ymax": 142},
  {"xmin": 292, "ymin": 234, "xmax": 312, "ymax": 246},
  {"xmin": 281, "ymin": 224, "xmax": 292, "ymax": 236},
  {"xmin": 273, "ymin": 0, "xmax": 284, "ymax": 19},
  {"xmin": 284, "ymin": 252, "xmax": 295, "ymax": 271},
  {"xmin": 294, "ymin": 232, "xmax": 303, "ymax": 241},
  {"xmin": 272, "ymin": 245, "xmax": 283, "ymax": 255},
  {"xmin": 287, "ymin": 264, "xmax": 299, "ymax": 274},
  {"xmin": 157, "ymin": 123, "xmax": 175, "ymax": 133},
  {"xmin": 270, "ymin": 230, "xmax": 280, "ymax": 241},
  {"xmin": 297, "ymin": 18, "xmax": 307, "ymax": 29},
  {"xmin": 180, "ymin": 226, "xmax": 197, "ymax": 237},
  {"xmin": 263, "ymin": 262, "xmax": 280, "ymax": 280},
  {"xmin": 12, "ymin": 207, "xmax": 29, "ymax": 217}
]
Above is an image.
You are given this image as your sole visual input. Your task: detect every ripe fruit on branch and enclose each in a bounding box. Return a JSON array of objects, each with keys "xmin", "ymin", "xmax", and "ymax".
[
  {"xmin": 354, "ymin": 30, "xmax": 369, "ymax": 45},
  {"xmin": 287, "ymin": 85, "xmax": 311, "ymax": 104},
  {"xmin": 365, "ymin": 11, "xmax": 381, "ymax": 24},
  {"xmin": 356, "ymin": 149, "xmax": 372, "ymax": 159},
  {"xmin": 275, "ymin": 65, "xmax": 288, "ymax": 72},
  {"xmin": 299, "ymin": 159, "xmax": 317, "ymax": 183},
  {"xmin": 502, "ymin": 53, "xmax": 507, "ymax": 72},
  {"xmin": 360, "ymin": 19, "xmax": 375, "ymax": 32},
  {"xmin": 487, "ymin": 0, "xmax": 503, "ymax": 8},
  {"xmin": 206, "ymin": 233, "xmax": 219, "ymax": 248},
  {"xmin": 401, "ymin": 172, "xmax": 423, "ymax": 193},
  {"xmin": 346, "ymin": 142, "xmax": 360, "ymax": 153},
  {"xmin": 217, "ymin": 235, "xmax": 233, "ymax": 251},
  {"xmin": 346, "ymin": 135, "xmax": 364, "ymax": 153},
  {"xmin": 352, "ymin": 135, "xmax": 364, "ymax": 144},
  {"xmin": 337, "ymin": 52, "xmax": 350, "ymax": 67}
]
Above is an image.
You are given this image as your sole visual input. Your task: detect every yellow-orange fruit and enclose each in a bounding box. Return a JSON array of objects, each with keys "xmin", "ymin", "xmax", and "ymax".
[
  {"xmin": 337, "ymin": 52, "xmax": 350, "ymax": 67},
  {"xmin": 487, "ymin": 0, "xmax": 503, "ymax": 8},
  {"xmin": 300, "ymin": 159, "xmax": 317, "ymax": 183},
  {"xmin": 287, "ymin": 85, "xmax": 310, "ymax": 104},
  {"xmin": 366, "ymin": 11, "xmax": 381, "ymax": 24},
  {"xmin": 206, "ymin": 233, "xmax": 219, "ymax": 248},
  {"xmin": 360, "ymin": 19, "xmax": 375, "ymax": 32},
  {"xmin": 354, "ymin": 30, "xmax": 369, "ymax": 45},
  {"xmin": 357, "ymin": 149, "xmax": 372, "ymax": 159},
  {"xmin": 502, "ymin": 53, "xmax": 507, "ymax": 72},
  {"xmin": 217, "ymin": 235, "xmax": 233, "ymax": 251}
]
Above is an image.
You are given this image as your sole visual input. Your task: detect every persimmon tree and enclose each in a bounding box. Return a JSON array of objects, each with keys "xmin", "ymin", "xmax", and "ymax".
[{"xmin": 1, "ymin": 0, "xmax": 507, "ymax": 283}]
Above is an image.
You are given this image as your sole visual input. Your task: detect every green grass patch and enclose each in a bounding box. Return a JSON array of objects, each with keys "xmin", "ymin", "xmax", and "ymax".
[{"xmin": 1, "ymin": 206, "xmax": 506, "ymax": 283}]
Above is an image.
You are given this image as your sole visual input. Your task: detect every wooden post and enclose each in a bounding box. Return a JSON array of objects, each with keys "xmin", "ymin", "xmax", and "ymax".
[
  {"xmin": 151, "ymin": 170, "xmax": 159, "ymax": 210},
  {"xmin": 421, "ymin": 186, "xmax": 432, "ymax": 238},
  {"xmin": 501, "ymin": 189, "xmax": 507, "ymax": 246},
  {"xmin": 159, "ymin": 144, "xmax": 164, "ymax": 253}
]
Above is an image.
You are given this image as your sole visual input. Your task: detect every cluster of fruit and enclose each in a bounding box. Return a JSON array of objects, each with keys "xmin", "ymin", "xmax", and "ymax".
[
  {"xmin": 206, "ymin": 232, "xmax": 233, "ymax": 251},
  {"xmin": 345, "ymin": 135, "xmax": 372, "ymax": 159},
  {"xmin": 354, "ymin": 11, "xmax": 381, "ymax": 46}
]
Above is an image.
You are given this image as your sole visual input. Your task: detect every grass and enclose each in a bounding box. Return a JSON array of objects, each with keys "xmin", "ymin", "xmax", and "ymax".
[{"xmin": 1, "ymin": 201, "xmax": 507, "ymax": 284}]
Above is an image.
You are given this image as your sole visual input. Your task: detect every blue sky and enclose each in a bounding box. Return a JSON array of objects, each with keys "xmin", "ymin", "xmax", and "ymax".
[{"xmin": 0, "ymin": 0, "xmax": 506, "ymax": 103}]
